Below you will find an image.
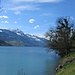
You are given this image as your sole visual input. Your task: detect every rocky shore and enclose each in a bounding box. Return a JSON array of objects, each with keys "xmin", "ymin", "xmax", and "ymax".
[{"xmin": 55, "ymin": 57, "xmax": 75, "ymax": 73}]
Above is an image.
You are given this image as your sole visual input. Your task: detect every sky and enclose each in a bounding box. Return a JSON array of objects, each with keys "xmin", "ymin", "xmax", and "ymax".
[{"xmin": 0, "ymin": 0, "xmax": 75, "ymax": 37}]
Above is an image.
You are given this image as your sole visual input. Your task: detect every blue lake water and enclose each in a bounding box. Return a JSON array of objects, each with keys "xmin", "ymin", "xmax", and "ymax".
[{"xmin": 0, "ymin": 47, "xmax": 59, "ymax": 75}]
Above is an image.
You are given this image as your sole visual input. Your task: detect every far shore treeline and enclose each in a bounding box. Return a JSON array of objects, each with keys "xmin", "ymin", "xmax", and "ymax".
[{"xmin": 45, "ymin": 16, "xmax": 75, "ymax": 57}]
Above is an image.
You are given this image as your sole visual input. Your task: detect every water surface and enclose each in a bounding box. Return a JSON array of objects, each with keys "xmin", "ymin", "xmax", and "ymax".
[{"xmin": 0, "ymin": 47, "xmax": 59, "ymax": 75}]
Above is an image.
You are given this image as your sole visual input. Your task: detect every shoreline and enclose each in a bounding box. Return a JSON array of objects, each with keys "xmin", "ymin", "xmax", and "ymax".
[{"xmin": 55, "ymin": 51, "xmax": 75, "ymax": 75}]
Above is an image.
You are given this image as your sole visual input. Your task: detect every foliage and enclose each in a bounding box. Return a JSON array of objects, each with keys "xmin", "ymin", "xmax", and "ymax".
[
  {"xmin": 0, "ymin": 40, "xmax": 12, "ymax": 46},
  {"xmin": 6, "ymin": 40, "xmax": 25, "ymax": 46},
  {"xmin": 56, "ymin": 51, "xmax": 75, "ymax": 75},
  {"xmin": 71, "ymin": 30, "xmax": 75, "ymax": 48},
  {"xmin": 57, "ymin": 62, "xmax": 75, "ymax": 75},
  {"xmin": 45, "ymin": 17, "xmax": 75, "ymax": 56}
]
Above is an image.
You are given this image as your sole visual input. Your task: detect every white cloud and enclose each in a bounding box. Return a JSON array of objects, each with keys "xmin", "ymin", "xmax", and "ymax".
[
  {"xmin": 4, "ymin": 11, "xmax": 7, "ymax": 13},
  {"xmin": 29, "ymin": 19, "xmax": 35, "ymax": 23},
  {"xmin": 9, "ymin": 5, "xmax": 39, "ymax": 11},
  {"xmin": 1, "ymin": 21, "xmax": 9, "ymax": 24},
  {"xmin": 15, "ymin": 11, "xmax": 21, "ymax": 15},
  {"xmin": 9, "ymin": 6, "xmax": 30, "ymax": 10},
  {"xmin": 42, "ymin": 13, "xmax": 53, "ymax": 17},
  {"xmin": 11, "ymin": 0, "xmax": 62, "ymax": 3},
  {"xmin": 14, "ymin": 21, "xmax": 17, "ymax": 23},
  {"xmin": 4, "ymin": 21, "xmax": 9, "ymax": 24},
  {"xmin": 18, "ymin": 26, "xmax": 22, "ymax": 29},
  {"xmin": 37, "ymin": 0, "xmax": 62, "ymax": 3},
  {"xmin": 19, "ymin": 26, "xmax": 22, "ymax": 28},
  {"xmin": 0, "ymin": 15, "xmax": 9, "ymax": 18},
  {"xmin": 34, "ymin": 25, "xmax": 39, "ymax": 29}
]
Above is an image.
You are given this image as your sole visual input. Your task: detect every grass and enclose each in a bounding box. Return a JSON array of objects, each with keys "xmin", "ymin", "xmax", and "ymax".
[
  {"xmin": 56, "ymin": 49, "xmax": 75, "ymax": 75},
  {"xmin": 57, "ymin": 62, "xmax": 75, "ymax": 75}
]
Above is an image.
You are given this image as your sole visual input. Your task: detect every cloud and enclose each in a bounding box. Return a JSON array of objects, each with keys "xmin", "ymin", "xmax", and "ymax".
[
  {"xmin": 19, "ymin": 26, "xmax": 22, "ymax": 28},
  {"xmin": 11, "ymin": 0, "xmax": 62, "ymax": 3},
  {"xmin": 17, "ymin": 26, "xmax": 22, "ymax": 29},
  {"xmin": 37, "ymin": 0, "xmax": 62, "ymax": 3},
  {"xmin": 34, "ymin": 25, "xmax": 39, "ymax": 29},
  {"xmin": 0, "ymin": 15, "xmax": 9, "ymax": 18},
  {"xmin": 15, "ymin": 11, "xmax": 21, "ymax": 15},
  {"xmin": 42, "ymin": 13, "xmax": 53, "ymax": 17},
  {"xmin": 9, "ymin": 5, "xmax": 39, "ymax": 11},
  {"xmin": 14, "ymin": 21, "xmax": 17, "ymax": 23},
  {"xmin": 1, "ymin": 21, "xmax": 9, "ymax": 24},
  {"xmin": 4, "ymin": 11, "xmax": 7, "ymax": 13},
  {"xmin": 4, "ymin": 21, "xmax": 9, "ymax": 24},
  {"xmin": 29, "ymin": 19, "xmax": 35, "ymax": 23}
]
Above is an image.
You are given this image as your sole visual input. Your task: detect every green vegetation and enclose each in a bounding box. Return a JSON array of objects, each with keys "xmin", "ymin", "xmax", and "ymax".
[
  {"xmin": 6, "ymin": 40, "xmax": 25, "ymax": 46},
  {"xmin": 45, "ymin": 17, "xmax": 75, "ymax": 57},
  {"xmin": 45, "ymin": 17, "xmax": 75, "ymax": 75},
  {"xmin": 56, "ymin": 51, "xmax": 75, "ymax": 75},
  {"xmin": 60, "ymin": 50, "xmax": 75, "ymax": 64},
  {"xmin": 0, "ymin": 40, "xmax": 12, "ymax": 46},
  {"xmin": 57, "ymin": 62, "xmax": 75, "ymax": 75}
]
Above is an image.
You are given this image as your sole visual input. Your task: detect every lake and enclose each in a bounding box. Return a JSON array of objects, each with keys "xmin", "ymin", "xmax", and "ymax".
[{"xmin": 0, "ymin": 47, "xmax": 59, "ymax": 75}]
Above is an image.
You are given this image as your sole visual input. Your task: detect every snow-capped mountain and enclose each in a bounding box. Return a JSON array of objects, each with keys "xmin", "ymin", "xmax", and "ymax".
[{"xmin": 0, "ymin": 29, "xmax": 47, "ymax": 47}]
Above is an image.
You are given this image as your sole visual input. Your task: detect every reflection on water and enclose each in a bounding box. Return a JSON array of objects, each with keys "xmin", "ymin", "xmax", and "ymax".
[{"xmin": 0, "ymin": 47, "xmax": 59, "ymax": 75}]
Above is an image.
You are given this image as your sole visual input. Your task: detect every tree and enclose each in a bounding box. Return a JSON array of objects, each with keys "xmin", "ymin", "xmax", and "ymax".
[
  {"xmin": 71, "ymin": 30, "xmax": 75, "ymax": 48},
  {"xmin": 45, "ymin": 17, "xmax": 75, "ymax": 57}
]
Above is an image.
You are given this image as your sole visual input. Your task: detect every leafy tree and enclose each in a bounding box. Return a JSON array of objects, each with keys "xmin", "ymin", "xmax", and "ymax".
[
  {"xmin": 71, "ymin": 30, "xmax": 75, "ymax": 48},
  {"xmin": 45, "ymin": 17, "xmax": 75, "ymax": 57}
]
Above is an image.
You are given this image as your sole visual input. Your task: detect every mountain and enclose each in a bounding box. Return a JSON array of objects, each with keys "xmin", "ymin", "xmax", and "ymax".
[
  {"xmin": 0, "ymin": 29, "xmax": 47, "ymax": 47},
  {"xmin": 0, "ymin": 40, "xmax": 12, "ymax": 46}
]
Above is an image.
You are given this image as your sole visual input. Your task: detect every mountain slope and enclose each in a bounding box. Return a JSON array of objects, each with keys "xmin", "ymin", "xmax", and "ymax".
[{"xmin": 0, "ymin": 29, "xmax": 47, "ymax": 47}]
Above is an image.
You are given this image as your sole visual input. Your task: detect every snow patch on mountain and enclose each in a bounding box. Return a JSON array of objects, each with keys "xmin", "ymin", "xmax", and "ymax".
[
  {"xmin": 16, "ymin": 32, "xmax": 21, "ymax": 35},
  {"xmin": 0, "ymin": 29, "xmax": 47, "ymax": 47},
  {"xmin": 31, "ymin": 36, "xmax": 41, "ymax": 41},
  {"xmin": 0, "ymin": 30, "xmax": 2, "ymax": 32},
  {"xmin": 26, "ymin": 34, "xmax": 41, "ymax": 41}
]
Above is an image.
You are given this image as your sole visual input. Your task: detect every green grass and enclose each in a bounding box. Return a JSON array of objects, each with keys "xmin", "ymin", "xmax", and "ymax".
[
  {"xmin": 60, "ymin": 51, "xmax": 75, "ymax": 64},
  {"xmin": 56, "ymin": 50, "xmax": 75, "ymax": 75},
  {"xmin": 57, "ymin": 62, "xmax": 75, "ymax": 75}
]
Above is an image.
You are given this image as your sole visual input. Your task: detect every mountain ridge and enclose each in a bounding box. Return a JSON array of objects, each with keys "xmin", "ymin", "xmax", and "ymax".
[{"xmin": 0, "ymin": 29, "xmax": 47, "ymax": 47}]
